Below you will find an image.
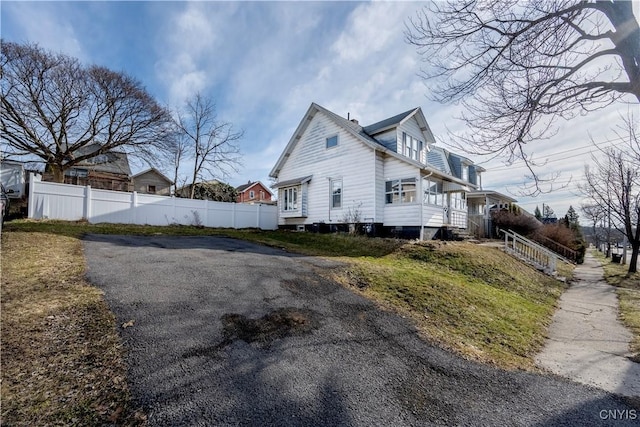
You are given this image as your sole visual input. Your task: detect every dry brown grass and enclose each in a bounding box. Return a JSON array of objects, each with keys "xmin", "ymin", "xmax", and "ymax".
[{"xmin": 1, "ymin": 231, "xmax": 145, "ymax": 426}]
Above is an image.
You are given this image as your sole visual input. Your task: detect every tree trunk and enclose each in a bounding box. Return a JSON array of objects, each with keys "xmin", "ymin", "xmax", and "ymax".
[
  {"xmin": 629, "ymin": 243, "xmax": 639, "ymax": 274},
  {"xmin": 50, "ymin": 164, "xmax": 65, "ymax": 183}
]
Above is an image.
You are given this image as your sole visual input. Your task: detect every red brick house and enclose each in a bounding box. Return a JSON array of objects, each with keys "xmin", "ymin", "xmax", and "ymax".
[{"xmin": 236, "ymin": 181, "xmax": 273, "ymax": 204}]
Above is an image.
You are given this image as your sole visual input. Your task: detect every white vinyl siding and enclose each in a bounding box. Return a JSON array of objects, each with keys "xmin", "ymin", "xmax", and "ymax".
[{"xmin": 275, "ymin": 111, "xmax": 375, "ymax": 226}]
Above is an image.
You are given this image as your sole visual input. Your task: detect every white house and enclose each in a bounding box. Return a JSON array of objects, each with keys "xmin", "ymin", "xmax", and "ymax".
[{"xmin": 269, "ymin": 103, "xmax": 512, "ymax": 239}]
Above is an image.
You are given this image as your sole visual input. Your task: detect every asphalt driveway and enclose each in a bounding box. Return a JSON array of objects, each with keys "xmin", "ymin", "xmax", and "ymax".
[{"xmin": 83, "ymin": 235, "xmax": 637, "ymax": 426}]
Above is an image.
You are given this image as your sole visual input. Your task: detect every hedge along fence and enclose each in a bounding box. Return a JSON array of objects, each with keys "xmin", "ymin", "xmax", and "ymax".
[{"xmin": 28, "ymin": 173, "xmax": 278, "ymax": 230}]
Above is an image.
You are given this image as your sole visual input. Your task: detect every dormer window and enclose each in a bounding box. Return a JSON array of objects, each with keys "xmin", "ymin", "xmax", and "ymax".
[
  {"xmin": 402, "ymin": 132, "xmax": 423, "ymax": 162},
  {"xmin": 461, "ymin": 164, "xmax": 469, "ymax": 181}
]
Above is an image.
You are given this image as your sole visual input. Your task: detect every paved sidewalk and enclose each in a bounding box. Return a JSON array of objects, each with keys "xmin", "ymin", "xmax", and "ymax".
[{"xmin": 536, "ymin": 250, "xmax": 640, "ymax": 396}]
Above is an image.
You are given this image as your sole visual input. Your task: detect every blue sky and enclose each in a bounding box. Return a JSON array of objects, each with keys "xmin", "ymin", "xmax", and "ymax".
[{"xmin": 2, "ymin": 1, "xmax": 638, "ymax": 222}]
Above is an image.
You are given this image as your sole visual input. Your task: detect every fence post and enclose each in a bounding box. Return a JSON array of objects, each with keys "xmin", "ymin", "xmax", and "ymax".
[
  {"xmin": 131, "ymin": 191, "xmax": 138, "ymax": 224},
  {"xmin": 84, "ymin": 185, "xmax": 92, "ymax": 221},
  {"xmin": 232, "ymin": 203, "xmax": 236, "ymax": 228},
  {"xmin": 28, "ymin": 172, "xmax": 35, "ymax": 219},
  {"xmin": 256, "ymin": 203, "xmax": 261, "ymax": 229}
]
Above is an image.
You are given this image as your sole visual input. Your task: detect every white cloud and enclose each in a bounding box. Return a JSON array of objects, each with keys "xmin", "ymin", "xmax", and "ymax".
[
  {"xmin": 154, "ymin": 2, "xmax": 236, "ymax": 106},
  {"xmin": 2, "ymin": 2, "xmax": 86, "ymax": 61}
]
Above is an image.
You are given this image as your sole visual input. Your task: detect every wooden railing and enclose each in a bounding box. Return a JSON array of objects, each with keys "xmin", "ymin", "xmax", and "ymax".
[{"xmin": 500, "ymin": 229, "xmax": 558, "ymax": 275}]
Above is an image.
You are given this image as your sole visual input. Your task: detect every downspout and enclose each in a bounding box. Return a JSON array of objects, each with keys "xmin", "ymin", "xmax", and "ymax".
[{"xmin": 373, "ymin": 148, "xmax": 376, "ymax": 224}]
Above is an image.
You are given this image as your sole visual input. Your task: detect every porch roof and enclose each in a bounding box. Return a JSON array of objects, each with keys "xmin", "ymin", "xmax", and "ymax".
[
  {"xmin": 467, "ymin": 190, "xmax": 517, "ymax": 203},
  {"xmin": 271, "ymin": 175, "xmax": 312, "ymax": 188}
]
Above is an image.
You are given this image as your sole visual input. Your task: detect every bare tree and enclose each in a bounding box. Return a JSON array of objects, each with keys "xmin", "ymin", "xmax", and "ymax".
[
  {"xmin": 1, "ymin": 41, "xmax": 174, "ymax": 182},
  {"xmin": 581, "ymin": 202, "xmax": 607, "ymax": 253},
  {"xmin": 406, "ymin": 0, "xmax": 639, "ymax": 192},
  {"xmin": 174, "ymin": 93, "xmax": 243, "ymax": 199},
  {"xmin": 580, "ymin": 112, "xmax": 639, "ymax": 273}
]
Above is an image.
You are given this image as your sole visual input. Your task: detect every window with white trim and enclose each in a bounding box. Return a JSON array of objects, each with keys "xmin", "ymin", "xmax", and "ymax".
[
  {"xmin": 451, "ymin": 192, "xmax": 467, "ymax": 210},
  {"xmin": 282, "ymin": 187, "xmax": 298, "ymax": 211},
  {"xmin": 402, "ymin": 132, "xmax": 423, "ymax": 162},
  {"xmin": 326, "ymin": 135, "xmax": 338, "ymax": 149},
  {"xmin": 423, "ymin": 178, "xmax": 443, "ymax": 206},
  {"xmin": 249, "ymin": 190, "xmax": 255, "ymax": 199},
  {"xmin": 461, "ymin": 165, "xmax": 469, "ymax": 181},
  {"xmin": 331, "ymin": 179, "xmax": 342, "ymax": 209},
  {"xmin": 385, "ymin": 178, "xmax": 417, "ymax": 204}
]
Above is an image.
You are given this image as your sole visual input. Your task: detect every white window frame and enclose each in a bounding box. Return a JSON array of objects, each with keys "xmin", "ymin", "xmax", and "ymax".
[
  {"xmin": 402, "ymin": 132, "xmax": 423, "ymax": 162},
  {"xmin": 451, "ymin": 192, "xmax": 467, "ymax": 210},
  {"xmin": 461, "ymin": 164, "xmax": 469, "ymax": 182},
  {"xmin": 423, "ymin": 178, "xmax": 443, "ymax": 206},
  {"xmin": 249, "ymin": 190, "xmax": 255, "ymax": 199},
  {"xmin": 330, "ymin": 179, "xmax": 342, "ymax": 209},
  {"xmin": 282, "ymin": 187, "xmax": 298, "ymax": 211},
  {"xmin": 385, "ymin": 178, "xmax": 417, "ymax": 204}
]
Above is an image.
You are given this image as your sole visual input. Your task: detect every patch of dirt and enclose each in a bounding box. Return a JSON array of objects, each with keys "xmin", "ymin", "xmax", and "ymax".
[
  {"xmin": 183, "ymin": 307, "xmax": 320, "ymax": 358},
  {"xmin": 281, "ymin": 275, "xmax": 337, "ymax": 296}
]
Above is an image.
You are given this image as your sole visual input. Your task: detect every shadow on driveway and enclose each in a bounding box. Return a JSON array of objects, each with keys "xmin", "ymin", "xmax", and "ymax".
[{"xmin": 83, "ymin": 235, "xmax": 637, "ymax": 426}]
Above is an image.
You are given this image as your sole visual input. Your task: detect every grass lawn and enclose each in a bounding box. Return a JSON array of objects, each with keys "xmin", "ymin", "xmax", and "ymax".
[
  {"xmin": 1, "ymin": 220, "xmax": 570, "ymax": 424},
  {"xmin": 1, "ymin": 230, "xmax": 146, "ymax": 426},
  {"xmin": 592, "ymin": 249, "xmax": 640, "ymax": 361}
]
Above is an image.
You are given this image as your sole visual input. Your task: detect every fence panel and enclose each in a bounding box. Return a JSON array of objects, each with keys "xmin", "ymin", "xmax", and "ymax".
[
  {"xmin": 29, "ymin": 176, "xmax": 86, "ymax": 220},
  {"xmin": 28, "ymin": 174, "xmax": 277, "ymax": 230}
]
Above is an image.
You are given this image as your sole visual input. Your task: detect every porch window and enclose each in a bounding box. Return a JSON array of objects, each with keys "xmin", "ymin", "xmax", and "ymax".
[
  {"xmin": 331, "ymin": 179, "xmax": 342, "ymax": 209},
  {"xmin": 423, "ymin": 178, "xmax": 443, "ymax": 206},
  {"xmin": 282, "ymin": 187, "xmax": 298, "ymax": 211},
  {"xmin": 451, "ymin": 192, "xmax": 467, "ymax": 210},
  {"xmin": 385, "ymin": 178, "xmax": 416, "ymax": 204}
]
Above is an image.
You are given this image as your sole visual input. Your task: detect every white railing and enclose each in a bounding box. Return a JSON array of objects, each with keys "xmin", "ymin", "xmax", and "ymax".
[{"xmin": 500, "ymin": 229, "xmax": 557, "ymax": 274}]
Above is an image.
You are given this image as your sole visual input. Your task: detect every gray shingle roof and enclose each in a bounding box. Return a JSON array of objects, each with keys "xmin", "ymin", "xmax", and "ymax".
[
  {"xmin": 362, "ymin": 108, "xmax": 416, "ymax": 135},
  {"xmin": 70, "ymin": 143, "xmax": 131, "ymax": 176}
]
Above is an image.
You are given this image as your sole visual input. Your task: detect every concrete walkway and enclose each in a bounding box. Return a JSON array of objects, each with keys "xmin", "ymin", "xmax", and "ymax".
[{"xmin": 536, "ymin": 250, "xmax": 640, "ymax": 396}]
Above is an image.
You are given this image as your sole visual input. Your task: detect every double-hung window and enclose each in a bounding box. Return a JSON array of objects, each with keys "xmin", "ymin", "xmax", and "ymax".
[
  {"xmin": 331, "ymin": 179, "xmax": 342, "ymax": 209},
  {"xmin": 385, "ymin": 178, "xmax": 417, "ymax": 204},
  {"xmin": 402, "ymin": 132, "xmax": 423, "ymax": 162},
  {"xmin": 282, "ymin": 187, "xmax": 298, "ymax": 211}
]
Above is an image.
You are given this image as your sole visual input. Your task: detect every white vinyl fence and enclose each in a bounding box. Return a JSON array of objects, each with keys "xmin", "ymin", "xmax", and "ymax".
[{"xmin": 28, "ymin": 174, "xmax": 278, "ymax": 230}]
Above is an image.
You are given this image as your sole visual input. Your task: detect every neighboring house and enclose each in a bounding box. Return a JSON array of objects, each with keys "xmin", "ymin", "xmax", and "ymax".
[
  {"xmin": 269, "ymin": 102, "xmax": 514, "ymax": 239},
  {"xmin": 44, "ymin": 144, "xmax": 132, "ymax": 192},
  {"xmin": 236, "ymin": 181, "xmax": 273, "ymax": 204},
  {"xmin": 131, "ymin": 168, "xmax": 173, "ymax": 196}
]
